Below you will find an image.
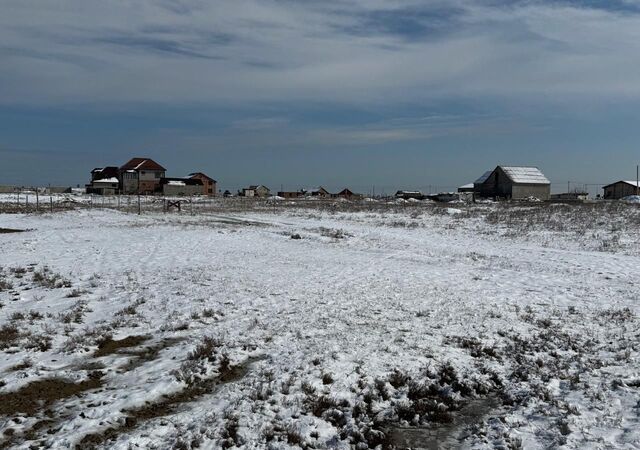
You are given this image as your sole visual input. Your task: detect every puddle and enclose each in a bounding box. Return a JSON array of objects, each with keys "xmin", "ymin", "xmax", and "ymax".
[
  {"xmin": 387, "ymin": 396, "xmax": 502, "ymax": 450},
  {"xmin": 93, "ymin": 335, "xmax": 149, "ymax": 357}
]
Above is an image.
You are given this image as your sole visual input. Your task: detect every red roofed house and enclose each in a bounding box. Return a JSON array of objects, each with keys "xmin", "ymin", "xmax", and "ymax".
[
  {"xmin": 119, "ymin": 158, "xmax": 166, "ymax": 194},
  {"xmin": 189, "ymin": 172, "xmax": 217, "ymax": 196}
]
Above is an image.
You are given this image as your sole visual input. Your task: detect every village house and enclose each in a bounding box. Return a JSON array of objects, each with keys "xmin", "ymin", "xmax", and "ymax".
[
  {"xmin": 242, "ymin": 185, "xmax": 271, "ymax": 197},
  {"xmin": 305, "ymin": 187, "xmax": 330, "ymax": 198},
  {"xmin": 332, "ymin": 188, "xmax": 360, "ymax": 200},
  {"xmin": 277, "ymin": 190, "xmax": 305, "ymax": 199},
  {"xmin": 602, "ymin": 180, "xmax": 640, "ymax": 199},
  {"xmin": 160, "ymin": 177, "xmax": 203, "ymax": 196},
  {"xmin": 474, "ymin": 166, "xmax": 551, "ymax": 201},
  {"xmin": 86, "ymin": 166, "xmax": 120, "ymax": 194},
  {"xmin": 395, "ymin": 190, "xmax": 424, "ymax": 200},
  {"xmin": 119, "ymin": 158, "xmax": 166, "ymax": 195},
  {"xmin": 189, "ymin": 172, "xmax": 217, "ymax": 196}
]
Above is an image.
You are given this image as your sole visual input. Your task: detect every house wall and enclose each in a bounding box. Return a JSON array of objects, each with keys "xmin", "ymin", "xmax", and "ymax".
[
  {"xmin": 255, "ymin": 187, "xmax": 270, "ymax": 197},
  {"xmin": 511, "ymin": 184, "xmax": 551, "ymax": 200},
  {"xmin": 190, "ymin": 174, "xmax": 216, "ymax": 196},
  {"xmin": 121, "ymin": 172, "xmax": 138, "ymax": 194},
  {"xmin": 163, "ymin": 184, "xmax": 202, "ymax": 196},
  {"xmin": 604, "ymin": 183, "xmax": 639, "ymax": 199}
]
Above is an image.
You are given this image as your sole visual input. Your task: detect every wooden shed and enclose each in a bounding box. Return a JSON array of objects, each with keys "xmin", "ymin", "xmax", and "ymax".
[
  {"xmin": 602, "ymin": 181, "xmax": 640, "ymax": 199},
  {"xmin": 476, "ymin": 166, "xmax": 551, "ymax": 200}
]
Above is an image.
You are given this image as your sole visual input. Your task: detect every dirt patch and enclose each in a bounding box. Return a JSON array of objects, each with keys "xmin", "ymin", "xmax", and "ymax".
[
  {"xmin": 77, "ymin": 356, "xmax": 263, "ymax": 449},
  {"xmin": 118, "ymin": 337, "xmax": 185, "ymax": 372},
  {"xmin": 93, "ymin": 335, "xmax": 149, "ymax": 357},
  {"xmin": 0, "ymin": 372, "xmax": 104, "ymax": 416}
]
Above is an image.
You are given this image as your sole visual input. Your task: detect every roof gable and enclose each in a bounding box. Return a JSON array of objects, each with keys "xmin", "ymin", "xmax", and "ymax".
[
  {"xmin": 120, "ymin": 158, "xmax": 166, "ymax": 172},
  {"xmin": 499, "ymin": 166, "xmax": 550, "ymax": 185},
  {"xmin": 474, "ymin": 171, "xmax": 492, "ymax": 185}
]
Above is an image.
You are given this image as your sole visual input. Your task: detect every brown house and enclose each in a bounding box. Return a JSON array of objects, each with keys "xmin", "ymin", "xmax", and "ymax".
[
  {"xmin": 332, "ymin": 188, "xmax": 360, "ymax": 200},
  {"xmin": 189, "ymin": 172, "xmax": 217, "ymax": 196},
  {"xmin": 120, "ymin": 158, "xmax": 166, "ymax": 194}
]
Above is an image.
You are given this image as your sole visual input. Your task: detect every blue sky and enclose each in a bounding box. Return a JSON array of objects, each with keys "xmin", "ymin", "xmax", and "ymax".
[{"xmin": 2, "ymin": 0, "xmax": 640, "ymax": 195}]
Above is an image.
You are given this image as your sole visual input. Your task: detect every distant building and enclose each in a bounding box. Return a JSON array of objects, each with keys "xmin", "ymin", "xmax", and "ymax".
[
  {"xmin": 305, "ymin": 187, "xmax": 331, "ymax": 198},
  {"xmin": 119, "ymin": 158, "xmax": 166, "ymax": 194},
  {"xmin": 90, "ymin": 178, "xmax": 119, "ymax": 195},
  {"xmin": 277, "ymin": 190, "xmax": 304, "ymax": 199},
  {"xmin": 160, "ymin": 177, "xmax": 203, "ymax": 196},
  {"xmin": 86, "ymin": 167, "xmax": 120, "ymax": 195},
  {"xmin": 475, "ymin": 166, "xmax": 551, "ymax": 200},
  {"xmin": 90, "ymin": 167, "xmax": 119, "ymax": 182},
  {"xmin": 395, "ymin": 190, "xmax": 424, "ymax": 200},
  {"xmin": 457, "ymin": 184, "xmax": 475, "ymax": 193},
  {"xmin": 551, "ymin": 191, "xmax": 589, "ymax": 201},
  {"xmin": 602, "ymin": 181, "xmax": 640, "ymax": 200},
  {"xmin": 332, "ymin": 188, "xmax": 360, "ymax": 200},
  {"xmin": 242, "ymin": 185, "xmax": 271, "ymax": 197},
  {"xmin": 189, "ymin": 172, "xmax": 217, "ymax": 196}
]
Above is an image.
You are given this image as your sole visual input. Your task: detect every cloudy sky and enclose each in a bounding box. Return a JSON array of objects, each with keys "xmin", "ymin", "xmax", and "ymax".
[{"xmin": 2, "ymin": 0, "xmax": 640, "ymax": 194}]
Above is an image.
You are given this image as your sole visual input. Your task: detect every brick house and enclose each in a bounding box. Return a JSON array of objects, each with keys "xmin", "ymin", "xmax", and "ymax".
[
  {"xmin": 189, "ymin": 172, "xmax": 217, "ymax": 196},
  {"xmin": 119, "ymin": 158, "xmax": 166, "ymax": 194}
]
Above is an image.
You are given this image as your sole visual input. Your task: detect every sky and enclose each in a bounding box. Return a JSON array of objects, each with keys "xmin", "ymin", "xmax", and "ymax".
[{"xmin": 2, "ymin": 0, "xmax": 640, "ymax": 195}]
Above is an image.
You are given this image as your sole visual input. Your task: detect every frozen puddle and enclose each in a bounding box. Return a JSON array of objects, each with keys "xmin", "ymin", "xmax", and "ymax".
[{"xmin": 387, "ymin": 396, "xmax": 502, "ymax": 449}]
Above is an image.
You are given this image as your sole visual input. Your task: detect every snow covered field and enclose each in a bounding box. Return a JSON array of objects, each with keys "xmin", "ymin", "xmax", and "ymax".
[{"xmin": 0, "ymin": 202, "xmax": 639, "ymax": 449}]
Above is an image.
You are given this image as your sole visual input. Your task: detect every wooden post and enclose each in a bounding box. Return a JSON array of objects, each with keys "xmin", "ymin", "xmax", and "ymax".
[
  {"xmin": 35, "ymin": 189, "xmax": 39, "ymax": 212},
  {"xmin": 137, "ymin": 194, "xmax": 141, "ymax": 215},
  {"xmin": 50, "ymin": 195, "xmax": 53, "ymax": 213}
]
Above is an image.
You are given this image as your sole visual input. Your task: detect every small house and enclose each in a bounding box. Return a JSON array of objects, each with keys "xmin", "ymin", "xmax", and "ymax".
[
  {"xmin": 332, "ymin": 188, "xmax": 360, "ymax": 200},
  {"xmin": 277, "ymin": 191, "xmax": 304, "ymax": 199},
  {"xmin": 90, "ymin": 178, "xmax": 119, "ymax": 195},
  {"xmin": 242, "ymin": 185, "xmax": 271, "ymax": 198},
  {"xmin": 602, "ymin": 181, "xmax": 640, "ymax": 200},
  {"xmin": 476, "ymin": 166, "xmax": 551, "ymax": 200},
  {"xmin": 395, "ymin": 190, "xmax": 424, "ymax": 200},
  {"xmin": 189, "ymin": 172, "xmax": 217, "ymax": 196},
  {"xmin": 305, "ymin": 187, "xmax": 330, "ymax": 198},
  {"xmin": 119, "ymin": 158, "xmax": 166, "ymax": 194},
  {"xmin": 160, "ymin": 177, "xmax": 203, "ymax": 196}
]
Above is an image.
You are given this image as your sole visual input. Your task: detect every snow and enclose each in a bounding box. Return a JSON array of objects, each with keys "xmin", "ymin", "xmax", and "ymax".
[
  {"xmin": 167, "ymin": 180, "xmax": 186, "ymax": 186},
  {"xmin": 500, "ymin": 166, "xmax": 550, "ymax": 184},
  {"xmin": 93, "ymin": 177, "xmax": 119, "ymax": 183},
  {"xmin": 621, "ymin": 195, "xmax": 640, "ymax": 203},
  {"xmin": 0, "ymin": 203, "xmax": 639, "ymax": 449}
]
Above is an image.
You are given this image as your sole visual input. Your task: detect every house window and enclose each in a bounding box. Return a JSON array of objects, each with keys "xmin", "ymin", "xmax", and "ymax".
[{"xmin": 155, "ymin": 172, "xmax": 161, "ymax": 178}]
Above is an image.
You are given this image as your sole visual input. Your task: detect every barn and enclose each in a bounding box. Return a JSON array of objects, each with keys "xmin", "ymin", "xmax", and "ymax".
[
  {"xmin": 476, "ymin": 166, "xmax": 551, "ymax": 200},
  {"xmin": 602, "ymin": 181, "xmax": 640, "ymax": 200}
]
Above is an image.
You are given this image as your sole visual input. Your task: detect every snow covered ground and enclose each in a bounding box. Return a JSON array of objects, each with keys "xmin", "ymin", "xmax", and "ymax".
[{"xmin": 0, "ymin": 202, "xmax": 639, "ymax": 449}]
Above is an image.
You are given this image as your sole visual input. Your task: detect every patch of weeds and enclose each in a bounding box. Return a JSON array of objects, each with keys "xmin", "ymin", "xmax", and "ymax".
[
  {"xmin": 322, "ymin": 372, "xmax": 334, "ymax": 385},
  {"xmin": 220, "ymin": 412, "xmax": 242, "ymax": 449},
  {"xmin": 24, "ymin": 332, "xmax": 52, "ymax": 352},
  {"xmin": 9, "ymin": 311, "xmax": 25, "ymax": 321},
  {"xmin": 66, "ymin": 288, "xmax": 87, "ymax": 298},
  {"xmin": 202, "ymin": 308, "xmax": 217, "ymax": 318},
  {"xmin": 28, "ymin": 310, "xmax": 44, "ymax": 321},
  {"xmin": 32, "ymin": 267, "xmax": 71, "ymax": 289},
  {"xmin": 0, "ymin": 323, "xmax": 21, "ymax": 349},
  {"xmin": 0, "ymin": 278, "xmax": 13, "ymax": 291}
]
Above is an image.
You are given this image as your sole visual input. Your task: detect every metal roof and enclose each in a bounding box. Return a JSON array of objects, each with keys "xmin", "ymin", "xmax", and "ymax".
[
  {"xmin": 500, "ymin": 166, "xmax": 550, "ymax": 185},
  {"xmin": 474, "ymin": 171, "xmax": 492, "ymax": 185}
]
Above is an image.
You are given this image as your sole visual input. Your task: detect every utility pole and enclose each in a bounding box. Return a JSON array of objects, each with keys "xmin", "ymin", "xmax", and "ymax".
[{"xmin": 636, "ymin": 165, "xmax": 639, "ymax": 195}]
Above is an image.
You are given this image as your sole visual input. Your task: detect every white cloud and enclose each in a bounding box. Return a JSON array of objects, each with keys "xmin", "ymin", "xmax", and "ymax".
[{"xmin": 1, "ymin": 0, "xmax": 640, "ymax": 107}]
